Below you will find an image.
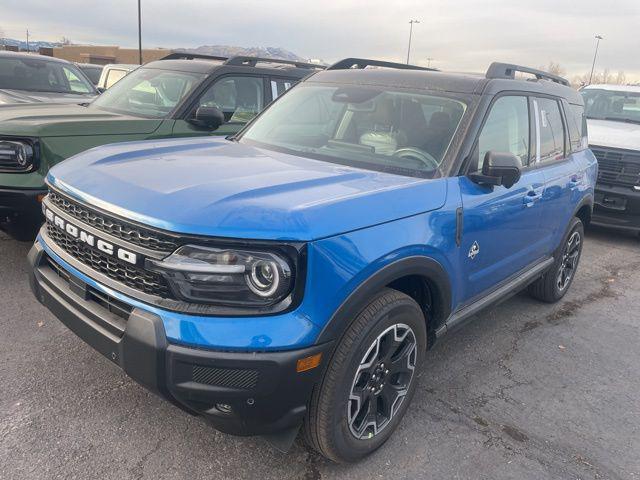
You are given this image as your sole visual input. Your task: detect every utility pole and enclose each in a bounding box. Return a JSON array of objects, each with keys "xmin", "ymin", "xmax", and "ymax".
[
  {"xmin": 406, "ymin": 19, "xmax": 420, "ymax": 64},
  {"xmin": 588, "ymin": 35, "xmax": 603, "ymax": 85},
  {"xmin": 426, "ymin": 57, "xmax": 434, "ymax": 68},
  {"xmin": 26, "ymin": 28, "xmax": 30, "ymax": 52},
  {"xmin": 137, "ymin": 0, "xmax": 143, "ymax": 64}
]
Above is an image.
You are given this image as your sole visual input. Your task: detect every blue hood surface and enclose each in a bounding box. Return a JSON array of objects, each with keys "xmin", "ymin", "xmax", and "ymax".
[{"xmin": 48, "ymin": 137, "xmax": 447, "ymax": 241}]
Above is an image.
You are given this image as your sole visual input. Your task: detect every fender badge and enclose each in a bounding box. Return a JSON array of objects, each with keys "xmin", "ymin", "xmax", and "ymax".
[{"xmin": 468, "ymin": 241, "xmax": 480, "ymax": 259}]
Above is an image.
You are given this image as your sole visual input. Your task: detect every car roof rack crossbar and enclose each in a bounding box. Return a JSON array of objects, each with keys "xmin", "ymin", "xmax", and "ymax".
[
  {"xmin": 486, "ymin": 62, "xmax": 570, "ymax": 86},
  {"xmin": 161, "ymin": 52, "xmax": 229, "ymax": 62},
  {"xmin": 327, "ymin": 58, "xmax": 437, "ymax": 71},
  {"xmin": 224, "ymin": 56, "xmax": 324, "ymax": 69}
]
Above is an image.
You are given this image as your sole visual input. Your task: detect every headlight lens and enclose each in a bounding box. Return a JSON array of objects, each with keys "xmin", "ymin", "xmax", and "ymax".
[
  {"xmin": 0, "ymin": 139, "xmax": 36, "ymax": 171},
  {"xmin": 146, "ymin": 244, "xmax": 294, "ymax": 307}
]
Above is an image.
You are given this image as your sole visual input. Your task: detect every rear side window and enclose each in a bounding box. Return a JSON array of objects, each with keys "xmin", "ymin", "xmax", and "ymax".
[
  {"xmin": 473, "ymin": 95, "xmax": 530, "ymax": 172},
  {"xmin": 570, "ymin": 104, "xmax": 588, "ymax": 151},
  {"xmin": 105, "ymin": 69, "xmax": 127, "ymax": 88},
  {"xmin": 534, "ymin": 97, "xmax": 565, "ymax": 163},
  {"xmin": 270, "ymin": 79, "xmax": 295, "ymax": 100}
]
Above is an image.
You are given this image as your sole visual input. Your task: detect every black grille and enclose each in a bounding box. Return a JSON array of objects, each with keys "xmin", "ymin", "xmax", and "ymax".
[
  {"xmin": 48, "ymin": 190, "xmax": 179, "ymax": 252},
  {"xmin": 87, "ymin": 285, "xmax": 134, "ymax": 322},
  {"xmin": 592, "ymin": 147, "xmax": 640, "ymax": 188},
  {"xmin": 46, "ymin": 223, "xmax": 171, "ymax": 298},
  {"xmin": 192, "ymin": 365, "xmax": 259, "ymax": 390}
]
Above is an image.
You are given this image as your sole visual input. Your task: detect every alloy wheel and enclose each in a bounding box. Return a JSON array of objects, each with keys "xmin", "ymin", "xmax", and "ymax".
[
  {"xmin": 557, "ymin": 231, "xmax": 581, "ymax": 291},
  {"xmin": 347, "ymin": 323, "xmax": 417, "ymax": 440}
]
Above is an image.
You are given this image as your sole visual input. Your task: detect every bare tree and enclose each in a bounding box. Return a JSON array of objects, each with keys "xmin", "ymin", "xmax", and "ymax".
[
  {"xmin": 573, "ymin": 68, "xmax": 629, "ymax": 86},
  {"xmin": 542, "ymin": 61, "xmax": 566, "ymax": 77},
  {"xmin": 614, "ymin": 71, "xmax": 627, "ymax": 85},
  {"xmin": 60, "ymin": 36, "xmax": 72, "ymax": 45}
]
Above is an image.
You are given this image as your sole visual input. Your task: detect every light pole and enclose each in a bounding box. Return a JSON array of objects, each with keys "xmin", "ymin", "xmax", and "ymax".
[
  {"xmin": 588, "ymin": 35, "xmax": 603, "ymax": 85},
  {"xmin": 26, "ymin": 28, "xmax": 30, "ymax": 52},
  {"xmin": 137, "ymin": 0, "xmax": 143, "ymax": 65},
  {"xmin": 406, "ymin": 19, "xmax": 420, "ymax": 64}
]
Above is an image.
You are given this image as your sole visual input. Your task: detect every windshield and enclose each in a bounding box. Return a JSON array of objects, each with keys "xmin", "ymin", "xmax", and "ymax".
[
  {"xmin": 0, "ymin": 56, "xmax": 95, "ymax": 94},
  {"xmin": 240, "ymin": 83, "xmax": 467, "ymax": 178},
  {"xmin": 90, "ymin": 67, "xmax": 205, "ymax": 118},
  {"xmin": 581, "ymin": 88, "xmax": 640, "ymax": 124}
]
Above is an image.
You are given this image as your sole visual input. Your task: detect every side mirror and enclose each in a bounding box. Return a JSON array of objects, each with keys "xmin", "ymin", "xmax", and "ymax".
[
  {"xmin": 96, "ymin": 87, "xmax": 106, "ymax": 94},
  {"xmin": 188, "ymin": 106, "xmax": 225, "ymax": 130},
  {"xmin": 470, "ymin": 151, "xmax": 522, "ymax": 189}
]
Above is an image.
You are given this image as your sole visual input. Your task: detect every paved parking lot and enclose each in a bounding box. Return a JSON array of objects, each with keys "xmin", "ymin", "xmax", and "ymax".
[{"xmin": 1, "ymin": 227, "xmax": 639, "ymax": 480}]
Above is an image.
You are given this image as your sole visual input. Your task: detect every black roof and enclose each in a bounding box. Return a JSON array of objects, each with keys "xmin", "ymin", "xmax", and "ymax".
[
  {"xmin": 143, "ymin": 53, "xmax": 323, "ymax": 79},
  {"xmin": 0, "ymin": 50, "xmax": 74, "ymax": 64},
  {"xmin": 309, "ymin": 60, "xmax": 582, "ymax": 105}
]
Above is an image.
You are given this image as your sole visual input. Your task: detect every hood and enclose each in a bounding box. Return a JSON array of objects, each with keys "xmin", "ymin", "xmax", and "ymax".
[
  {"xmin": 0, "ymin": 89, "xmax": 97, "ymax": 105},
  {"xmin": 47, "ymin": 137, "xmax": 447, "ymax": 241},
  {"xmin": 587, "ymin": 118, "xmax": 640, "ymax": 151},
  {"xmin": 0, "ymin": 103, "xmax": 162, "ymax": 138}
]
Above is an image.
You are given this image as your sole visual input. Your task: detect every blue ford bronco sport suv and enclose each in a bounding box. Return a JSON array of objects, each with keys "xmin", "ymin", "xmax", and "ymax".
[{"xmin": 28, "ymin": 59, "xmax": 596, "ymax": 462}]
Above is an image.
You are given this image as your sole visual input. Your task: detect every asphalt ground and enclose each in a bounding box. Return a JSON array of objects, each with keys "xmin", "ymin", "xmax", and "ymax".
[{"xmin": 1, "ymin": 226, "xmax": 639, "ymax": 479}]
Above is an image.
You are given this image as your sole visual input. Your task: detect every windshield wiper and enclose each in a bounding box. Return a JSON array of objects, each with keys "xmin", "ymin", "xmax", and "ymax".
[{"xmin": 603, "ymin": 116, "xmax": 640, "ymax": 125}]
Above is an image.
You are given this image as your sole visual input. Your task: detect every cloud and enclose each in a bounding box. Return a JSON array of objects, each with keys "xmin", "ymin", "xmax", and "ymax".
[{"xmin": 2, "ymin": 0, "xmax": 639, "ymax": 79}]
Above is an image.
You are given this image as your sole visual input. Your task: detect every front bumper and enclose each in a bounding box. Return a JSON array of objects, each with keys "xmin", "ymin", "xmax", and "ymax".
[
  {"xmin": 28, "ymin": 241, "xmax": 332, "ymax": 436},
  {"xmin": 0, "ymin": 187, "xmax": 47, "ymax": 218},
  {"xmin": 592, "ymin": 184, "xmax": 640, "ymax": 231}
]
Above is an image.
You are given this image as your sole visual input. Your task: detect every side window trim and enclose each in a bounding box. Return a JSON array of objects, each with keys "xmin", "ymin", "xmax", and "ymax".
[{"xmin": 531, "ymin": 98, "xmax": 541, "ymax": 164}]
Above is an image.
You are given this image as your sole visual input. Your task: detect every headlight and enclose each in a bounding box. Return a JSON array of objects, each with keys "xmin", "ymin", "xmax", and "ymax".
[
  {"xmin": 146, "ymin": 244, "xmax": 294, "ymax": 307},
  {"xmin": 0, "ymin": 138, "xmax": 37, "ymax": 172}
]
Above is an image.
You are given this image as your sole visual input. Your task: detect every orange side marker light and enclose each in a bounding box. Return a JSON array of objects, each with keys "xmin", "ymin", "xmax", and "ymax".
[{"xmin": 296, "ymin": 353, "xmax": 322, "ymax": 373}]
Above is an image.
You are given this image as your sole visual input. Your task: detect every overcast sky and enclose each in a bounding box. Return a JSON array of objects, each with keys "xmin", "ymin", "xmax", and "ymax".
[{"xmin": 2, "ymin": 0, "xmax": 639, "ymax": 81}]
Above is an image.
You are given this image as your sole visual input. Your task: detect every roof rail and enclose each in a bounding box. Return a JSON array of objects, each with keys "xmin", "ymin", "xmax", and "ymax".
[
  {"xmin": 327, "ymin": 58, "xmax": 437, "ymax": 71},
  {"xmin": 486, "ymin": 62, "xmax": 570, "ymax": 86},
  {"xmin": 223, "ymin": 56, "xmax": 324, "ymax": 70},
  {"xmin": 160, "ymin": 52, "xmax": 229, "ymax": 62}
]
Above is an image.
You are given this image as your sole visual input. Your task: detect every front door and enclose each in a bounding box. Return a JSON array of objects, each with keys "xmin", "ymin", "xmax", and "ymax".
[
  {"xmin": 458, "ymin": 94, "xmax": 547, "ymax": 304},
  {"xmin": 173, "ymin": 75, "xmax": 267, "ymax": 138}
]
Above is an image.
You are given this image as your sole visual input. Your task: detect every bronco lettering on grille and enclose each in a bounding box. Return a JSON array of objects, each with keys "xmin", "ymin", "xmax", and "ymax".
[{"xmin": 44, "ymin": 207, "xmax": 138, "ymax": 266}]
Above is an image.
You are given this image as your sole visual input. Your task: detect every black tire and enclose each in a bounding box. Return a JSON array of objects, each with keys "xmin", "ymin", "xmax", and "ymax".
[
  {"xmin": 303, "ymin": 288, "xmax": 427, "ymax": 463},
  {"xmin": 528, "ymin": 217, "xmax": 584, "ymax": 303}
]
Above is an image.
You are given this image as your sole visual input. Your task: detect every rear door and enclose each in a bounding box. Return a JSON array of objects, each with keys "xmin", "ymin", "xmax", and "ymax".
[
  {"xmin": 532, "ymin": 96, "xmax": 580, "ymax": 252},
  {"xmin": 458, "ymin": 94, "xmax": 547, "ymax": 303}
]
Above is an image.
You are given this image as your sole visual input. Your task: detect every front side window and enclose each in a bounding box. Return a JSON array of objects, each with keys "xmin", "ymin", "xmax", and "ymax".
[
  {"xmin": 198, "ymin": 76, "xmax": 264, "ymax": 123},
  {"xmin": 0, "ymin": 56, "xmax": 95, "ymax": 95},
  {"xmin": 473, "ymin": 95, "xmax": 530, "ymax": 172},
  {"xmin": 581, "ymin": 88, "xmax": 640, "ymax": 124},
  {"xmin": 91, "ymin": 67, "xmax": 205, "ymax": 118},
  {"xmin": 240, "ymin": 83, "xmax": 468, "ymax": 178},
  {"xmin": 535, "ymin": 97, "xmax": 565, "ymax": 163}
]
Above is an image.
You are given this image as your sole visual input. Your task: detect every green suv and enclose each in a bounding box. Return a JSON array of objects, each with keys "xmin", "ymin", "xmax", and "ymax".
[{"xmin": 0, "ymin": 53, "xmax": 322, "ymax": 236}]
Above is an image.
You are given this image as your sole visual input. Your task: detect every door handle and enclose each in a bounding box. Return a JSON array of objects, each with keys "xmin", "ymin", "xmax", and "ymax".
[
  {"xmin": 523, "ymin": 188, "xmax": 543, "ymax": 207},
  {"xmin": 569, "ymin": 174, "xmax": 581, "ymax": 189}
]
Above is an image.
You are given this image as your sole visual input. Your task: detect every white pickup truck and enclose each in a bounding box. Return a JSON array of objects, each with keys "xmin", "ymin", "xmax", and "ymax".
[{"xmin": 581, "ymin": 84, "xmax": 640, "ymax": 233}]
